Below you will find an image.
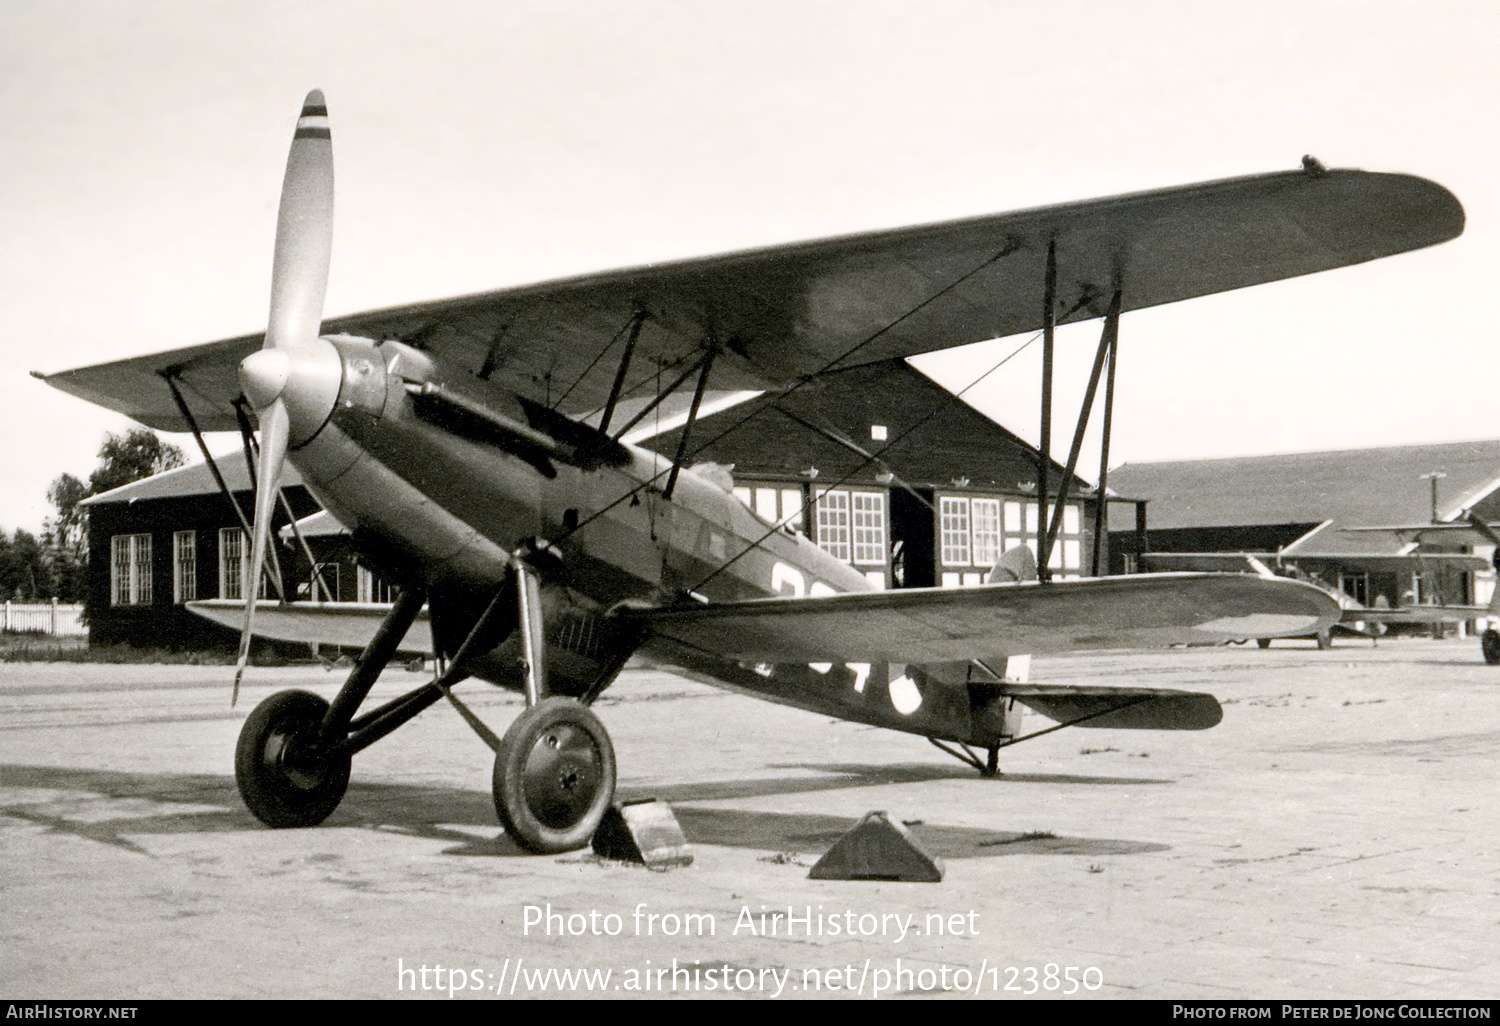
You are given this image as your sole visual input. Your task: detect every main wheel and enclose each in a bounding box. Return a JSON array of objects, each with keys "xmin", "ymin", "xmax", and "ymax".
[
  {"xmin": 1316, "ymin": 628, "xmax": 1333, "ymax": 650},
  {"xmin": 493, "ymin": 697, "xmax": 616, "ymax": 854},
  {"xmin": 1256, "ymin": 638, "xmax": 1272, "ymax": 649},
  {"xmin": 235, "ymin": 689, "xmax": 350, "ymax": 828},
  {"xmin": 1483, "ymin": 628, "xmax": 1500, "ymax": 666}
]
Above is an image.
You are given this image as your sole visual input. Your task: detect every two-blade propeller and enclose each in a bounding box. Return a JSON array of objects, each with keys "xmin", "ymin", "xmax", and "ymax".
[{"xmin": 233, "ymin": 90, "xmax": 335, "ymax": 702}]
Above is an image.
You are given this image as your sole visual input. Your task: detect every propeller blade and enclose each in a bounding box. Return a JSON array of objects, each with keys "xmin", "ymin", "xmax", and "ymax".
[
  {"xmin": 234, "ymin": 90, "xmax": 335, "ymax": 704},
  {"xmin": 233, "ymin": 398, "xmax": 289, "ymax": 704},
  {"xmin": 266, "ymin": 89, "xmax": 333, "ymax": 353}
]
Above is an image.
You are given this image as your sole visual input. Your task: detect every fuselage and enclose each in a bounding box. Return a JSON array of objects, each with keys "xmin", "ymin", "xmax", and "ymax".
[
  {"xmin": 274, "ymin": 334, "xmax": 1016, "ymax": 746},
  {"xmin": 292, "ymin": 336, "xmax": 870, "ymax": 607}
]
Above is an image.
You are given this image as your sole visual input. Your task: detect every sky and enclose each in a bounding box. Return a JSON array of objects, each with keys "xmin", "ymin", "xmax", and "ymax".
[{"xmin": 3, "ymin": 0, "xmax": 1497, "ymax": 537}]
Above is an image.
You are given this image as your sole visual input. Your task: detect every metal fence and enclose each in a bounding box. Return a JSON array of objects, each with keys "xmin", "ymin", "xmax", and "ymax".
[{"xmin": 2, "ymin": 601, "xmax": 87, "ymax": 637}]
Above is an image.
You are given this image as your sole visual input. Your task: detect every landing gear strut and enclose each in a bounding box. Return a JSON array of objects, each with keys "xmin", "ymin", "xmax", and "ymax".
[{"xmin": 487, "ymin": 560, "xmax": 617, "ymax": 852}]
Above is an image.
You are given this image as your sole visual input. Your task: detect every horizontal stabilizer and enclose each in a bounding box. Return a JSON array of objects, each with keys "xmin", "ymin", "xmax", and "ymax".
[{"xmin": 997, "ymin": 683, "xmax": 1222, "ymax": 731}]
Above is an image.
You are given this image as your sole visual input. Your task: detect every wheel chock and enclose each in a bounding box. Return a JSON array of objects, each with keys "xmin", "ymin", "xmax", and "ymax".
[
  {"xmin": 808, "ymin": 811, "xmax": 944, "ymax": 882},
  {"xmin": 591, "ymin": 799, "xmax": 693, "ymax": 867}
]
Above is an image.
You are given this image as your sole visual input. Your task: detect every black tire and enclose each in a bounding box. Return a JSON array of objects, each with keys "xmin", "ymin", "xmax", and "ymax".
[
  {"xmin": 493, "ymin": 697, "xmax": 616, "ymax": 854},
  {"xmin": 1483, "ymin": 629, "xmax": 1500, "ymax": 666},
  {"xmin": 1316, "ymin": 629, "xmax": 1332, "ymax": 650},
  {"xmin": 235, "ymin": 689, "xmax": 350, "ymax": 828},
  {"xmin": 1256, "ymin": 638, "xmax": 1272, "ymax": 650}
]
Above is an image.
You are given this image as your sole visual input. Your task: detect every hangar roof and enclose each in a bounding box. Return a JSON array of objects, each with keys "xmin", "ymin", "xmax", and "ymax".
[
  {"xmin": 1109, "ymin": 439, "xmax": 1500, "ymax": 554},
  {"xmin": 82, "ymin": 458, "xmax": 306, "ymax": 506},
  {"xmin": 645, "ymin": 359, "xmax": 1092, "ymax": 494}
]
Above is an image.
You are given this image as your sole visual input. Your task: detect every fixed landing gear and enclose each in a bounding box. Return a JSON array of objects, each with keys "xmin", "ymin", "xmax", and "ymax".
[
  {"xmin": 231, "ymin": 565, "xmax": 625, "ymax": 852},
  {"xmin": 235, "ymin": 690, "xmax": 351, "ymax": 828},
  {"xmin": 1316, "ymin": 628, "xmax": 1332, "ymax": 650},
  {"xmin": 929, "ymin": 737, "xmax": 1002, "ymax": 778},
  {"xmin": 1483, "ymin": 629, "xmax": 1500, "ymax": 666},
  {"xmin": 1256, "ymin": 638, "xmax": 1272, "ymax": 649},
  {"xmin": 493, "ymin": 698, "xmax": 616, "ymax": 853}
]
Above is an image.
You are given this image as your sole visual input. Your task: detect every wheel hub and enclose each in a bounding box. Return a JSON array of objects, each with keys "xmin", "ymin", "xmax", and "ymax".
[
  {"xmin": 267, "ymin": 727, "xmax": 328, "ymax": 792},
  {"xmin": 521, "ymin": 726, "xmax": 603, "ymax": 829}
]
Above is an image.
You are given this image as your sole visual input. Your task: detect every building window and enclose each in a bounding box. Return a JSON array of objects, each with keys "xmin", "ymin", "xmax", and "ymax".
[
  {"xmin": 736, "ymin": 485, "xmax": 805, "ymax": 534},
  {"xmin": 173, "ymin": 531, "xmax": 196, "ymax": 603},
  {"xmin": 815, "ymin": 489, "xmax": 851, "ymax": 562},
  {"xmin": 940, "ymin": 497, "xmax": 970, "ymax": 566},
  {"xmin": 971, "ymin": 498, "xmax": 1001, "ymax": 567},
  {"xmin": 219, "ymin": 528, "xmax": 243, "ymax": 600},
  {"xmin": 357, "ymin": 565, "xmax": 394, "ymax": 604},
  {"xmin": 111, "ymin": 534, "xmax": 152, "ymax": 606},
  {"xmin": 851, "ymin": 491, "xmax": 886, "ymax": 566},
  {"xmin": 219, "ymin": 528, "xmax": 267, "ymax": 601}
]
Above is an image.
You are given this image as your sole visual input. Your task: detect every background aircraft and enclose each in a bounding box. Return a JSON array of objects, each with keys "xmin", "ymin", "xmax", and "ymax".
[
  {"xmin": 38, "ymin": 93, "xmax": 1459, "ymax": 852},
  {"xmin": 1342, "ymin": 516, "xmax": 1500, "ymax": 662},
  {"xmin": 1140, "ymin": 551, "xmax": 1491, "ymax": 647}
]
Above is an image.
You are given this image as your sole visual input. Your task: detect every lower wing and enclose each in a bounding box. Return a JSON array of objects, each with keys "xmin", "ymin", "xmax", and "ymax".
[{"xmin": 628, "ymin": 573, "xmax": 1341, "ymax": 664}]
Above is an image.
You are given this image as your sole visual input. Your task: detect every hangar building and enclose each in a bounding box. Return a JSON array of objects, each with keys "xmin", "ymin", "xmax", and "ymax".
[{"xmin": 1108, "ymin": 439, "xmax": 1500, "ymax": 610}]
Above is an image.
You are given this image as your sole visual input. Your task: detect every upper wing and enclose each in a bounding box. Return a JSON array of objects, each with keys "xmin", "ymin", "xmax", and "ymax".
[
  {"xmin": 40, "ymin": 166, "xmax": 1461, "ymax": 431},
  {"xmin": 628, "ymin": 573, "xmax": 1342, "ymax": 664}
]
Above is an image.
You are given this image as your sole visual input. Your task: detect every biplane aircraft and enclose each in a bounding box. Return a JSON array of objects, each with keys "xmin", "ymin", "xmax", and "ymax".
[
  {"xmin": 1140, "ymin": 551, "xmax": 1492, "ymax": 647},
  {"xmin": 1342, "ymin": 516, "xmax": 1500, "ymax": 662},
  {"xmin": 38, "ymin": 93, "xmax": 1463, "ymax": 852}
]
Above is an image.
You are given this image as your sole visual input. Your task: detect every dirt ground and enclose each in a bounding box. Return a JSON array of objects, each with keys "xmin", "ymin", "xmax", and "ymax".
[{"xmin": 2, "ymin": 635, "xmax": 1498, "ymax": 999}]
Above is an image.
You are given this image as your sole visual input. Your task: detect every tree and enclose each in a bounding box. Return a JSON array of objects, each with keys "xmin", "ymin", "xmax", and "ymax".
[
  {"xmin": 0, "ymin": 528, "xmax": 48, "ymax": 601},
  {"xmin": 43, "ymin": 473, "xmax": 89, "ymax": 602},
  {"xmin": 88, "ymin": 430, "xmax": 186, "ymax": 495}
]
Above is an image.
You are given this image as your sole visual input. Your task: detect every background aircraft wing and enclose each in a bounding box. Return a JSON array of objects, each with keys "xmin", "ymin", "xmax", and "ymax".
[
  {"xmin": 1343, "ymin": 605, "xmax": 1490, "ymax": 625},
  {"xmin": 187, "ymin": 600, "xmax": 433, "ymax": 653},
  {"xmin": 40, "ymin": 167, "xmax": 1461, "ymax": 430},
  {"xmin": 1143, "ymin": 551, "xmax": 1491, "ymax": 573},
  {"xmin": 629, "ymin": 573, "xmax": 1341, "ymax": 664}
]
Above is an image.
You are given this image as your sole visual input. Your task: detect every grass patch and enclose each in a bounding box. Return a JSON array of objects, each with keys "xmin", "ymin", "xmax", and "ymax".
[{"xmin": 0, "ymin": 632, "xmax": 235, "ymax": 665}]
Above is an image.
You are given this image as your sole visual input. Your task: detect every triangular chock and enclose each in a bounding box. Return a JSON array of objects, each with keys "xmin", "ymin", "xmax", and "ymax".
[
  {"xmin": 808, "ymin": 811, "xmax": 943, "ymax": 882},
  {"xmin": 592, "ymin": 798, "xmax": 693, "ymax": 867}
]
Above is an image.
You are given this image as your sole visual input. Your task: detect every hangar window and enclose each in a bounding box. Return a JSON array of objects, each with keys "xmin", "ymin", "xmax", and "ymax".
[
  {"xmin": 173, "ymin": 531, "xmax": 196, "ymax": 603},
  {"xmin": 940, "ymin": 497, "xmax": 970, "ymax": 566},
  {"xmin": 851, "ymin": 491, "xmax": 886, "ymax": 565},
  {"xmin": 815, "ymin": 489, "xmax": 852, "ymax": 562},
  {"xmin": 739, "ymin": 484, "xmax": 805, "ymax": 534},
  {"xmin": 110, "ymin": 534, "xmax": 152, "ymax": 606},
  {"xmin": 219, "ymin": 528, "xmax": 268, "ymax": 601},
  {"xmin": 971, "ymin": 498, "xmax": 1001, "ymax": 566}
]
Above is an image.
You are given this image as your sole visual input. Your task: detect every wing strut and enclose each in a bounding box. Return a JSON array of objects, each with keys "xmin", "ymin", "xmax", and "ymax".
[
  {"xmin": 1090, "ymin": 311, "xmax": 1120, "ymax": 576},
  {"xmin": 161, "ymin": 372, "xmax": 257, "ymax": 544},
  {"xmin": 596, "ymin": 310, "xmax": 647, "ymax": 435},
  {"xmin": 1040, "ymin": 284, "xmax": 1122, "ymax": 577},
  {"xmin": 610, "ymin": 349, "xmax": 712, "ymax": 441},
  {"xmin": 663, "ymin": 343, "xmax": 717, "ymax": 501},
  {"xmin": 1037, "ymin": 239, "xmax": 1057, "ymax": 582}
]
